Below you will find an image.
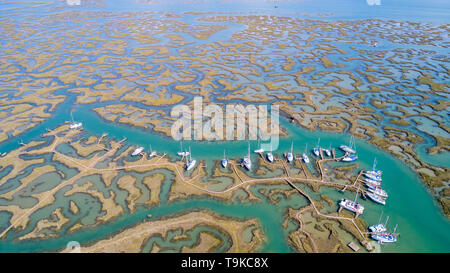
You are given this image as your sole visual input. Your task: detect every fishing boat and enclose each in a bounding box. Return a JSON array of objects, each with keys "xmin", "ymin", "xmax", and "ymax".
[
  {"xmin": 367, "ymin": 185, "xmax": 388, "ymax": 198},
  {"xmin": 339, "ymin": 185, "xmax": 364, "ymax": 215},
  {"xmin": 148, "ymin": 145, "xmax": 157, "ymax": 158},
  {"xmin": 340, "ymin": 135, "xmax": 356, "ymax": 154},
  {"xmin": 369, "ymin": 213, "xmax": 388, "ymax": 233},
  {"xmin": 341, "ymin": 155, "xmax": 358, "ymax": 162},
  {"xmin": 221, "ymin": 150, "xmax": 228, "ymax": 168},
  {"xmin": 243, "ymin": 142, "xmax": 252, "ymax": 170},
  {"xmin": 302, "ymin": 143, "xmax": 310, "ymax": 163},
  {"xmin": 286, "ymin": 141, "xmax": 293, "ymax": 162},
  {"xmin": 366, "ymin": 192, "xmax": 386, "ymax": 205},
  {"xmin": 313, "ymin": 138, "xmax": 320, "ymax": 157},
  {"xmin": 131, "ymin": 147, "xmax": 144, "ymax": 156},
  {"xmin": 185, "ymin": 147, "xmax": 196, "ymax": 171}
]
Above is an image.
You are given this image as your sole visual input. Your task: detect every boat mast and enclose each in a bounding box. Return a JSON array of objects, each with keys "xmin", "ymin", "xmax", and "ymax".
[
  {"xmin": 378, "ymin": 211, "xmax": 384, "ymax": 225},
  {"xmin": 393, "ymin": 224, "xmax": 398, "ymax": 234},
  {"xmin": 384, "ymin": 215, "xmax": 390, "ymax": 227},
  {"xmin": 373, "ymin": 158, "xmax": 377, "ymax": 172},
  {"xmin": 223, "ymin": 150, "xmax": 226, "ymax": 160},
  {"xmin": 248, "ymin": 142, "xmax": 250, "ymax": 158},
  {"xmin": 351, "ymin": 135, "xmax": 356, "ymax": 152},
  {"xmin": 290, "ymin": 141, "xmax": 293, "ymax": 154},
  {"xmin": 317, "ymin": 138, "xmax": 320, "ymax": 148},
  {"xmin": 354, "ymin": 184, "xmax": 360, "ymax": 203},
  {"xmin": 189, "ymin": 146, "xmax": 192, "ymax": 161}
]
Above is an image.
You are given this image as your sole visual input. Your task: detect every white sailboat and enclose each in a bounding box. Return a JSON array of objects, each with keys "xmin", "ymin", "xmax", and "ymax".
[
  {"xmin": 339, "ymin": 184, "xmax": 365, "ymax": 215},
  {"xmin": 341, "ymin": 154, "xmax": 358, "ymax": 162},
  {"xmin": 302, "ymin": 143, "xmax": 310, "ymax": 163},
  {"xmin": 266, "ymin": 143, "xmax": 274, "ymax": 163},
  {"xmin": 340, "ymin": 135, "xmax": 356, "ymax": 154},
  {"xmin": 185, "ymin": 146, "xmax": 196, "ymax": 171},
  {"xmin": 364, "ymin": 177, "xmax": 381, "ymax": 187},
  {"xmin": 177, "ymin": 141, "xmax": 190, "ymax": 157},
  {"xmin": 367, "ymin": 158, "xmax": 382, "ymax": 176},
  {"xmin": 131, "ymin": 146, "xmax": 144, "ymax": 156},
  {"xmin": 369, "ymin": 213, "xmax": 388, "ymax": 233},
  {"xmin": 366, "ymin": 192, "xmax": 386, "ymax": 205},
  {"xmin": 69, "ymin": 111, "xmax": 82, "ymax": 130},
  {"xmin": 254, "ymin": 140, "xmax": 264, "ymax": 154},
  {"xmin": 371, "ymin": 224, "xmax": 399, "ymax": 244},
  {"xmin": 221, "ymin": 150, "xmax": 228, "ymax": 168},
  {"xmin": 243, "ymin": 142, "xmax": 252, "ymax": 170},
  {"xmin": 148, "ymin": 145, "xmax": 157, "ymax": 158},
  {"xmin": 364, "ymin": 172, "xmax": 382, "ymax": 182},
  {"xmin": 324, "ymin": 144, "xmax": 331, "ymax": 157},
  {"xmin": 286, "ymin": 141, "xmax": 293, "ymax": 163},
  {"xmin": 313, "ymin": 138, "xmax": 320, "ymax": 157},
  {"xmin": 367, "ymin": 185, "xmax": 388, "ymax": 198}
]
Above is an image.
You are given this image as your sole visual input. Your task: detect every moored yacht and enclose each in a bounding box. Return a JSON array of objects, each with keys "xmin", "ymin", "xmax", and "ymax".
[
  {"xmin": 185, "ymin": 147, "xmax": 196, "ymax": 171},
  {"xmin": 254, "ymin": 140, "xmax": 264, "ymax": 154},
  {"xmin": 286, "ymin": 141, "xmax": 293, "ymax": 162},
  {"xmin": 148, "ymin": 145, "xmax": 157, "ymax": 157},
  {"xmin": 177, "ymin": 141, "xmax": 190, "ymax": 157},
  {"xmin": 341, "ymin": 155, "xmax": 358, "ymax": 162},
  {"xmin": 324, "ymin": 144, "xmax": 331, "ymax": 157},
  {"xmin": 369, "ymin": 213, "xmax": 389, "ymax": 233},
  {"xmin": 266, "ymin": 143, "xmax": 274, "ymax": 163},
  {"xmin": 131, "ymin": 147, "xmax": 144, "ymax": 156},
  {"xmin": 367, "ymin": 185, "xmax": 388, "ymax": 198},
  {"xmin": 364, "ymin": 178, "xmax": 381, "ymax": 187},
  {"xmin": 340, "ymin": 135, "xmax": 356, "ymax": 154},
  {"xmin": 243, "ymin": 142, "xmax": 252, "ymax": 170},
  {"xmin": 313, "ymin": 138, "xmax": 320, "ymax": 157},
  {"xmin": 366, "ymin": 192, "xmax": 386, "ymax": 205},
  {"xmin": 371, "ymin": 224, "xmax": 399, "ymax": 244},
  {"xmin": 302, "ymin": 143, "xmax": 309, "ymax": 163},
  {"xmin": 69, "ymin": 122, "xmax": 82, "ymax": 130},
  {"xmin": 371, "ymin": 233, "xmax": 398, "ymax": 244},
  {"xmin": 364, "ymin": 172, "xmax": 382, "ymax": 182},
  {"xmin": 367, "ymin": 158, "xmax": 382, "ymax": 176},
  {"xmin": 69, "ymin": 111, "xmax": 82, "ymax": 130},
  {"xmin": 339, "ymin": 185, "xmax": 364, "ymax": 215},
  {"xmin": 221, "ymin": 150, "xmax": 228, "ymax": 168}
]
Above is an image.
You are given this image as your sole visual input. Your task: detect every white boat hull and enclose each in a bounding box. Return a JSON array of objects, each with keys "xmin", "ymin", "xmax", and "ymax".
[
  {"xmin": 132, "ymin": 147, "xmax": 144, "ymax": 156},
  {"xmin": 339, "ymin": 199, "xmax": 364, "ymax": 214}
]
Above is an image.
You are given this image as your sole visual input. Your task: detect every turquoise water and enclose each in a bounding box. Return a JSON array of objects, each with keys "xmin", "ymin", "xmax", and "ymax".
[
  {"xmin": 0, "ymin": 0, "xmax": 449, "ymax": 253},
  {"xmin": 1, "ymin": 105, "xmax": 449, "ymax": 252}
]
